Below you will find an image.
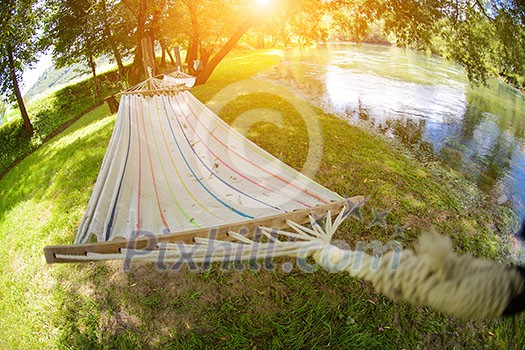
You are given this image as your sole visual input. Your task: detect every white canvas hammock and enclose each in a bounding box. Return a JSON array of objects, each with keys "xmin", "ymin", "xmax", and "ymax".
[
  {"xmin": 44, "ymin": 77, "xmax": 525, "ymax": 320},
  {"xmin": 44, "ymin": 76, "xmax": 347, "ymax": 261},
  {"xmin": 163, "ymin": 69, "xmax": 196, "ymax": 88}
]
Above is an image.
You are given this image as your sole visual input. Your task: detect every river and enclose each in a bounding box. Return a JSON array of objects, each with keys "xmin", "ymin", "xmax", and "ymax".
[{"xmin": 265, "ymin": 43, "xmax": 525, "ymax": 218}]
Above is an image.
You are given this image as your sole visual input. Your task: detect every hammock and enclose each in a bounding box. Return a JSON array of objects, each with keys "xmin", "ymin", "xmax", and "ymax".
[
  {"xmin": 44, "ymin": 76, "xmax": 347, "ymax": 261},
  {"xmin": 44, "ymin": 77, "xmax": 525, "ymax": 320},
  {"xmin": 163, "ymin": 69, "xmax": 196, "ymax": 88}
]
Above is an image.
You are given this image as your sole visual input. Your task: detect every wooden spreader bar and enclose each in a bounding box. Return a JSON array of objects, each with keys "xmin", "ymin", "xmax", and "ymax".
[
  {"xmin": 118, "ymin": 88, "xmax": 186, "ymax": 96},
  {"xmin": 45, "ymin": 198, "xmax": 361, "ymax": 264}
]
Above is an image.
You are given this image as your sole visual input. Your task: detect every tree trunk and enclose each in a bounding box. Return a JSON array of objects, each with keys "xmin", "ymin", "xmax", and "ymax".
[
  {"xmin": 105, "ymin": 95, "xmax": 119, "ymax": 114},
  {"xmin": 170, "ymin": 45, "xmax": 184, "ymax": 71},
  {"xmin": 130, "ymin": 46, "xmax": 144, "ymax": 84},
  {"xmin": 186, "ymin": 40, "xmax": 199, "ymax": 75},
  {"xmin": 257, "ymin": 32, "xmax": 265, "ymax": 49},
  {"xmin": 100, "ymin": 0, "xmax": 125, "ymax": 81},
  {"xmin": 199, "ymin": 46, "xmax": 212, "ymax": 68},
  {"xmin": 7, "ymin": 45, "xmax": 33, "ymax": 135},
  {"xmin": 160, "ymin": 46, "xmax": 167, "ymax": 67},
  {"xmin": 124, "ymin": 0, "xmax": 148, "ymax": 84},
  {"xmin": 141, "ymin": 36, "xmax": 157, "ymax": 77},
  {"xmin": 168, "ymin": 47, "xmax": 177, "ymax": 67},
  {"xmin": 112, "ymin": 44, "xmax": 126, "ymax": 81},
  {"xmin": 87, "ymin": 49, "xmax": 100, "ymax": 98},
  {"xmin": 185, "ymin": 1, "xmax": 200, "ymax": 75},
  {"xmin": 195, "ymin": 17, "xmax": 255, "ymax": 86},
  {"xmin": 270, "ymin": 35, "xmax": 278, "ymax": 48}
]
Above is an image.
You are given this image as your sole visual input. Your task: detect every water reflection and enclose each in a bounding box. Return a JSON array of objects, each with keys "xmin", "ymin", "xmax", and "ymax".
[{"xmin": 265, "ymin": 43, "xmax": 525, "ymax": 217}]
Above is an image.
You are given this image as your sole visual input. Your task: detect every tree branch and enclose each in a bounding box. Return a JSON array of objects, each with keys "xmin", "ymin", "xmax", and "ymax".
[
  {"xmin": 473, "ymin": 0, "xmax": 496, "ymax": 22},
  {"xmin": 194, "ymin": 16, "xmax": 256, "ymax": 85},
  {"xmin": 121, "ymin": 0, "xmax": 138, "ymax": 20}
]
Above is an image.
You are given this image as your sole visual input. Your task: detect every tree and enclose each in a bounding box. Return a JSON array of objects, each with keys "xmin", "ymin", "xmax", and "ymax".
[
  {"xmin": 157, "ymin": 2, "xmax": 189, "ymax": 68},
  {"xmin": 120, "ymin": 0, "xmax": 262, "ymax": 85},
  {"xmin": 43, "ymin": 0, "xmax": 107, "ymax": 97},
  {"xmin": 431, "ymin": 0, "xmax": 525, "ymax": 85},
  {"xmin": 121, "ymin": 0, "xmax": 152, "ymax": 83},
  {"xmin": 0, "ymin": 0, "xmax": 41, "ymax": 135},
  {"xmin": 97, "ymin": 0, "xmax": 133, "ymax": 81},
  {"xmin": 323, "ymin": 0, "xmax": 525, "ymax": 87},
  {"xmin": 248, "ymin": 0, "xmax": 334, "ymax": 48},
  {"xmin": 490, "ymin": 5, "xmax": 525, "ymax": 86},
  {"xmin": 327, "ymin": 1, "xmax": 373, "ymax": 42},
  {"xmin": 287, "ymin": 0, "xmax": 330, "ymax": 43},
  {"xmin": 180, "ymin": 0, "xmax": 262, "ymax": 85},
  {"xmin": 194, "ymin": 16, "xmax": 256, "ymax": 85}
]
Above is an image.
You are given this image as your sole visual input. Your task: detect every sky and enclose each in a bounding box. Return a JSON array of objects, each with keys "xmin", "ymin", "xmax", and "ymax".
[{"xmin": 21, "ymin": 52, "xmax": 52, "ymax": 95}]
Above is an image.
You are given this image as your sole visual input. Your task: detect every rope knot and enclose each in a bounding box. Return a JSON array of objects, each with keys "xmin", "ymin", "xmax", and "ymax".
[{"xmin": 316, "ymin": 244, "xmax": 351, "ymax": 272}]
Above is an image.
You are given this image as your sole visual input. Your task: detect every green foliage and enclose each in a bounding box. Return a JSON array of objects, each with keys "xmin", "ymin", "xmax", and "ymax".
[
  {"xmin": 24, "ymin": 66, "xmax": 77, "ymax": 102},
  {"xmin": 25, "ymin": 56, "xmax": 124, "ymax": 101},
  {"xmin": 0, "ymin": 119, "xmax": 32, "ymax": 173},
  {"xmin": 306, "ymin": 0, "xmax": 525, "ymax": 88},
  {"xmin": 382, "ymin": 0, "xmax": 525, "ymax": 88},
  {"xmin": 380, "ymin": 0, "xmax": 444, "ymax": 49},
  {"xmin": 249, "ymin": 0, "xmax": 342, "ymax": 46},
  {"xmin": 42, "ymin": 0, "xmax": 134, "ymax": 92},
  {"xmin": 43, "ymin": 0, "xmax": 93, "ymax": 68},
  {"xmin": 491, "ymin": 10, "xmax": 525, "ymax": 87},
  {"xmin": 0, "ymin": 0, "xmax": 44, "ymax": 134},
  {"xmin": 287, "ymin": 0, "xmax": 330, "ymax": 43},
  {"xmin": 438, "ymin": 11, "xmax": 493, "ymax": 84},
  {"xmin": 157, "ymin": 1, "xmax": 191, "ymax": 51},
  {"xmin": 327, "ymin": 0, "xmax": 386, "ymax": 43},
  {"xmin": 182, "ymin": 0, "xmax": 249, "ymax": 47},
  {"xmin": 0, "ymin": 0, "xmax": 41, "ymax": 101},
  {"xmin": 33, "ymin": 0, "xmax": 525, "ymax": 93}
]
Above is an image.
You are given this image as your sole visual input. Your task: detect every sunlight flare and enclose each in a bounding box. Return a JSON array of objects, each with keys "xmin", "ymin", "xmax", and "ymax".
[{"xmin": 256, "ymin": 0, "xmax": 271, "ymax": 9}]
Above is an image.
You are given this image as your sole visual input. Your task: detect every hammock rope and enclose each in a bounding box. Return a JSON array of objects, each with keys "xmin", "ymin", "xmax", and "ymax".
[
  {"xmin": 314, "ymin": 231, "xmax": 525, "ymax": 319},
  {"xmin": 55, "ymin": 199, "xmax": 525, "ymax": 319}
]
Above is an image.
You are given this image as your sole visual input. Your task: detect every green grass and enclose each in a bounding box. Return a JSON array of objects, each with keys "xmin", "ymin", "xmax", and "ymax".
[
  {"xmin": 0, "ymin": 48, "xmax": 524, "ymax": 349},
  {"xmin": 0, "ymin": 68, "xmax": 124, "ymax": 177}
]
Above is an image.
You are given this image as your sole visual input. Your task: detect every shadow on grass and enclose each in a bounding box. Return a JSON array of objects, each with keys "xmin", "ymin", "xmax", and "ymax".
[
  {"xmin": 52, "ymin": 260, "xmax": 395, "ymax": 349},
  {"xmin": 51, "ymin": 257, "xmax": 525, "ymax": 349},
  {"xmin": 0, "ymin": 105, "xmax": 114, "ymax": 230}
]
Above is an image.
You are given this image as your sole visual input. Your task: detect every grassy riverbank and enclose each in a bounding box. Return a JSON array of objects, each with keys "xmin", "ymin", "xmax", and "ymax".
[
  {"xmin": 0, "ymin": 70, "xmax": 123, "ymax": 179},
  {"xmin": 0, "ymin": 49, "xmax": 523, "ymax": 349}
]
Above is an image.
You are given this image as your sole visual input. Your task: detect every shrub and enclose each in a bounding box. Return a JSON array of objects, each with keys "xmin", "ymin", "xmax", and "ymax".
[
  {"xmin": 0, "ymin": 68, "xmax": 125, "ymax": 175},
  {"xmin": 0, "ymin": 119, "xmax": 33, "ymax": 173}
]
